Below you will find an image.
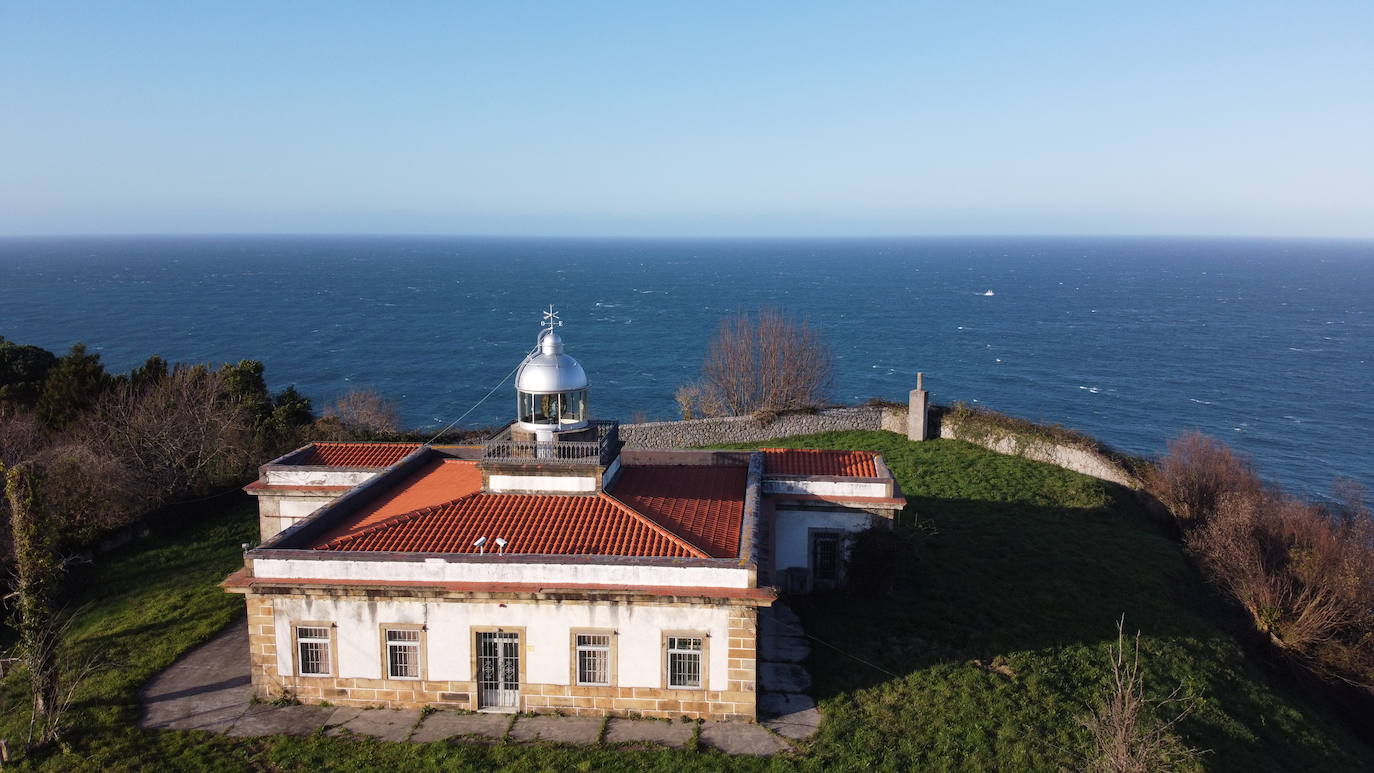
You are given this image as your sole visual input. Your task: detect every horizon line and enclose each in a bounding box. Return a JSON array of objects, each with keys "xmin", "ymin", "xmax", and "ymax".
[{"xmin": 3, "ymin": 232, "xmax": 1373, "ymax": 242}]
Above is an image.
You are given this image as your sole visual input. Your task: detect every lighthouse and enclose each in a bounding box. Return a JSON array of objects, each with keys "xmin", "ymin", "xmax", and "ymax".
[
  {"xmin": 479, "ymin": 306, "xmax": 621, "ymax": 492},
  {"xmin": 513, "ymin": 305, "xmax": 591, "ymax": 443}
]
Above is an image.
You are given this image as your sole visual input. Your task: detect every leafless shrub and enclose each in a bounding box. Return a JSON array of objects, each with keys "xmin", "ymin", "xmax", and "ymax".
[
  {"xmin": 1080, "ymin": 617, "xmax": 1201, "ymax": 773},
  {"xmin": 1188, "ymin": 486, "xmax": 1374, "ymax": 684},
  {"xmin": 29, "ymin": 442, "xmax": 136, "ymax": 547},
  {"xmin": 0, "ymin": 404, "xmax": 47, "ymax": 468},
  {"xmin": 88, "ymin": 364, "xmax": 253, "ymax": 506},
  {"xmin": 324, "ymin": 389, "xmax": 401, "ymax": 439},
  {"xmin": 7, "ymin": 606, "xmax": 103, "ymax": 750},
  {"xmin": 687, "ymin": 309, "xmax": 834, "ymax": 418},
  {"xmin": 1146, "ymin": 431, "xmax": 1261, "ymax": 530}
]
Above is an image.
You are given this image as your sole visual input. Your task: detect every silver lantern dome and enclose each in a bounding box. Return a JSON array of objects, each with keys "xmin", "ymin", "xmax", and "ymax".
[
  {"xmin": 515, "ymin": 308, "xmax": 589, "ymax": 432},
  {"xmin": 515, "ymin": 330, "xmax": 588, "ymax": 394}
]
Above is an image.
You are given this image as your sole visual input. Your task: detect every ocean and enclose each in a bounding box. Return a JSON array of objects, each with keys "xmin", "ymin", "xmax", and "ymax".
[{"xmin": 1, "ymin": 235, "xmax": 1370, "ymax": 499}]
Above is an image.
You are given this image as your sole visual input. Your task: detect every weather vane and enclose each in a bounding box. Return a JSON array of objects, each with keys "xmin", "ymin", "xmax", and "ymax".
[{"xmin": 541, "ymin": 304, "xmax": 562, "ymax": 333}]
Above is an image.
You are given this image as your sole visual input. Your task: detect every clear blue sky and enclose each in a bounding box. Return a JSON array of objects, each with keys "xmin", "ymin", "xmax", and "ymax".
[{"xmin": 3, "ymin": 1, "xmax": 1371, "ymax": 237}]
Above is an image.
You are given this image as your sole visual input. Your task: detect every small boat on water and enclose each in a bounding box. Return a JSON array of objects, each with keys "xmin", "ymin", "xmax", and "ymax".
[{"xmin": 981, "ymin": 289, "xmax": 995, "ymax": 296}]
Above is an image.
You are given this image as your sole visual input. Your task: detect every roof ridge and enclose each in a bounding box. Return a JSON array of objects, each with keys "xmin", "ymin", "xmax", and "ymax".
[
  {"xmin": 315, "ymin": 441, "xmax": 420, "ymax": 446},
  {"xmin": 323, "ymin": 490, "xmax": 483, "ymax": 549},
  {"xmin": 599, "ymin": 491, "xmax": 711, "ymax": 559}
]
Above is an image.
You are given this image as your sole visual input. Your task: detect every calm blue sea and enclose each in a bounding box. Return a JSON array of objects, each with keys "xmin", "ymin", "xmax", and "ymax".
[{"xmin": 2, "ymin": 236, "xmax": 1370, "ymax": 499}]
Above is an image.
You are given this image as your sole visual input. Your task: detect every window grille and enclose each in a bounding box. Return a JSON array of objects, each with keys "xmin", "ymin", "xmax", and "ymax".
[
  {"xmin": 297, "ymin": 626, "xmax": 331, "ymax": 675},
  {"xmin": 576, "ymin": 633, "xmax": 611, "ymax": 685},
  {"xmin": 811, "ymin": 532, "xmax": 840, "ymax": 582},
  {"xmin": 666, "ymin": 636, "xmax": 703, "ymax": 688},
  {"xmin": 386, "ymin": 628, "xmax": 421, "ymax": 679}
]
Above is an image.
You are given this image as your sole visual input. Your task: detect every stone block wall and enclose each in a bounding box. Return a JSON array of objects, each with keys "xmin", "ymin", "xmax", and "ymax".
[
  {"xmin": 621, "ymin": 401, "xmax": 1137, "ymax": 488},
  {"xmin": 619, "ymin": 406, "xmax": 887, "ymax": 449}
]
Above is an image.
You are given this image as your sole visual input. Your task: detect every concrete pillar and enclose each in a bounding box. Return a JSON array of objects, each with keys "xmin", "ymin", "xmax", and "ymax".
[{"xmin": 907, "ymin": 372, "xmax": 929, "ymax": 441}]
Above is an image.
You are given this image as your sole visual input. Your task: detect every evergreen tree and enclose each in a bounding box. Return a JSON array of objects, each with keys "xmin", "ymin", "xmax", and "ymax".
[
  {"xmin": 267, "ymin": 385, "xmax": 315, "ymax": 435},
  {"xmin": 128, "ymin": 355, "xmax": 169, "ymax": 392},
  {"xmin": 35, "ymin": 343, "xmax": 112, "ymax": 428},
  {"xmin": 0, "ymin": 337, "xmax": 58, "ymax": 405},
  {"xmin": 218, "ymin": 359, "xmax": 272, "ymax": 422}
]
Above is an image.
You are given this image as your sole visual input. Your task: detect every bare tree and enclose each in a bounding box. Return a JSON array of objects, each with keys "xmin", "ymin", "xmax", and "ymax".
[
  {"xmin": 7, "ymin": 604, "xmax": 102, "ymax": 751},
  {"xmin": 2, "ymin": 447, "xmax": 125, "ymax": 752},
  {"xmin": 687, "ymin": 309, "xmax": 834, "ymax": 418},
  {"xmin": 89, "ymin": 364, "xmax": 253, "ymax": 506},
  {"xmin": 0, "ymin": 404, "xmax": 47, "ymax": 468},
  {"xmin": 1080, "ymin": 617, "xmax": 1201, "ymax": 773},
  {"xmin": 324, "ymin": 389, "xmax": 401, "ymax": 439}
]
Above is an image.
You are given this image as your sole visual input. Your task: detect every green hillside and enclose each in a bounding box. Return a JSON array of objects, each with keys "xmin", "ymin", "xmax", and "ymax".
[{"xmin": 1, "ymin": 432, "xmax": 1367, "ymax": 771}]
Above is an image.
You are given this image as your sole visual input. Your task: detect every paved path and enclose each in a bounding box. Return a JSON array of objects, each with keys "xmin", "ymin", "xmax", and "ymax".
[
  {"xmin": 140, "ymin": 618, "xmax": 789, "ymax": 756},
  {"xmin": 756, "ymin": 603, "xmax": 823, "ymax": 740}
]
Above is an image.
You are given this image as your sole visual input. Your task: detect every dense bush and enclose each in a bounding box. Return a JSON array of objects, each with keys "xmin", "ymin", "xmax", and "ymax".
[
  {"xmin": 0, "ymin": 342, "xmax": 321, "ymax": 552},
  {"xmin": 1148, "ymin": 433, "xmax": 1374, "ymax": 688},
  {"xmin": 1146, "ymin": 431, "xmax": 1260, "ymax": 529}
]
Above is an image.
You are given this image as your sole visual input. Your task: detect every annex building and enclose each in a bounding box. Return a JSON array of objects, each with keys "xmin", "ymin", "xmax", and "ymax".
[{"xmin": 224, "ymin": 312, "xmax": 903, "ymax": 720}]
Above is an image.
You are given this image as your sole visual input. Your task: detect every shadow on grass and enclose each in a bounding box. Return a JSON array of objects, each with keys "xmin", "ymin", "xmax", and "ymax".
[{"xmin": 790, "ymin": 494, "xmax": 1369, "ymax": 772}]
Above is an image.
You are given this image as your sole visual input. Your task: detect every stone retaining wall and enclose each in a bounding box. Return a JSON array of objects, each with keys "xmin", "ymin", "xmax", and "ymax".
[
  {"xmin": 619, "ymin": 406, "xmax": 888, "ymax": 449},
  {"xmin": 621, "ymin": 403, "xmax": 1138, "ymax": 489},
  {"xmin": 890, "ymin": 404, "xmax": 1138, "ymax": 487},
  {"xmin": 940, "ymin": 424, "xmax": 1137, "ymax": 487}
]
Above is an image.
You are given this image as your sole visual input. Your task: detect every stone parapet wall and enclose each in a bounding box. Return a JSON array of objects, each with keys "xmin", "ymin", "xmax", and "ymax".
[
  {"xmin": 879, "ymin": 406, "xmax": 908, "ymax": 434},
  {"xmin": 882, "ymin": 403, "xmax": 1137, "ymax": 487},
  {"xmin": 621, "ymin": 402, "xmax": 1137, "ymax": 489},
  {"xmin": 940, "ymin": 425, "xmax": 1137, "ymax": 487},
  {"xmin": 620, "ymin": 406, "xmax": 887, "ymax": 449}
]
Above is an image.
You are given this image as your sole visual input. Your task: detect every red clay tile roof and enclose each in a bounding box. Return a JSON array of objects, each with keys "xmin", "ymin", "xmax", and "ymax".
[
  {"xmin": 295, "ymin": 442, "xmax": 420, "ymax": 468},
  {"xmin": 761, "ymin": 448, "xmax": 878, "ymax": 478},
  {"xmin": 319, "ymin": 492, "xmax": 710, "ymax": 558},
  {"xmin": 608, "ymin": 465, "xmax": 747, "ymax": 558},
  {"xmin": 315, "ymin": 459, "xmax": 483, "ymax": 544}
]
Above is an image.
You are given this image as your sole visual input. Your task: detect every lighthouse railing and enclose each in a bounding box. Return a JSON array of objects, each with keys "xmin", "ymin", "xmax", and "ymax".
[{"xmin": 481, "ymin": 420, "xmax": 620, "ymax": 466}]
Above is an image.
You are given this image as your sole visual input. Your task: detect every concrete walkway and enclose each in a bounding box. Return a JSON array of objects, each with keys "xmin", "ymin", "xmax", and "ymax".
[
  {"xmin": 140, "ymin": 618, "xmax": 790, "ymax": 756},
  {"xmin": 757, "ymin": 603, "xmax": 823, "ymax": 740}
]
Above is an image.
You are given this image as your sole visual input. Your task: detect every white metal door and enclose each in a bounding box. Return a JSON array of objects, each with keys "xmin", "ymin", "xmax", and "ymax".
[{"xmin": 476, "ymin": 631, "xmax": 520, "ymax": 710}]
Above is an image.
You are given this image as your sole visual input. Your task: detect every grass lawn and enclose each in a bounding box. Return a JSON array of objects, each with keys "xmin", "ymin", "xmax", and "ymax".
[{"xmin": 2, "ymin": 432, "xmax": 1370, "ymax": 770}]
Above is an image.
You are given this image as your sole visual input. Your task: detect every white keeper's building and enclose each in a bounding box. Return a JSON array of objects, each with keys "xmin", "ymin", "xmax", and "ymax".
[{"xmin": 224, "ymin": 313, "xmax": 903, "ymax": 720}]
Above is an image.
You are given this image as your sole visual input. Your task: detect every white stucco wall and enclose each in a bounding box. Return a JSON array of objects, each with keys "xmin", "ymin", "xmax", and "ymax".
[
  {"xmin": 253, "ymin": 557, "xmax": 752, "ymax": 589},
  {"xmin": 270, "ymin": 596, "xmax": 731, "ymax": 688},
  {"xmin": 265, "ymin": 469, "xmax": 380, "ymax": 487},
  {"xmin": 773, "ymin": 508, "xmax": 877, "ymax": 572},
  {"xmin": 486, "ymin": 473, "xmax": 597, "ymax": 493},
  {"xmin": 762, "ymin": 478, "xmax": 890, "ymax": 497},
  {"xmin": 279, "ymin": 498, "xmax": 325, "ymax": 520}
]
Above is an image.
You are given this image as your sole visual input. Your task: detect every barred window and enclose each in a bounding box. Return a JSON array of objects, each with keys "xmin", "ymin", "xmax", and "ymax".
[
  {"xmin": 386, "ymin": 628, "xmax": 421, "ymax": 679},
  {"xmin": 576, "ymin": 633, "xmax": 611, "ymax": 685},
  {"xmin": 666, "ymin": 636, "xmax": 703, "ymax": 689},
  {"xmin": 297, "ymin": 626, "xmax": 331, "ymax": 676}
]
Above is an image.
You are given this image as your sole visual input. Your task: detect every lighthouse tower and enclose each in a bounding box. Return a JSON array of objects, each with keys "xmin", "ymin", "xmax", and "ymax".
[
  {"xmin": 480, "ymin": 307, "xmax": 621, "ymax": 494},
  {"xmin": 513, "ymin": 306, "xmax": 591, "ymax": 443}
]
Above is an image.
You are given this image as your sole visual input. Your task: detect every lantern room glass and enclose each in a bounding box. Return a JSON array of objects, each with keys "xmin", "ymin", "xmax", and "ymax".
[{"xmin": 519, "ymin": 389, "xmax": 587, "ymax": 426}]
